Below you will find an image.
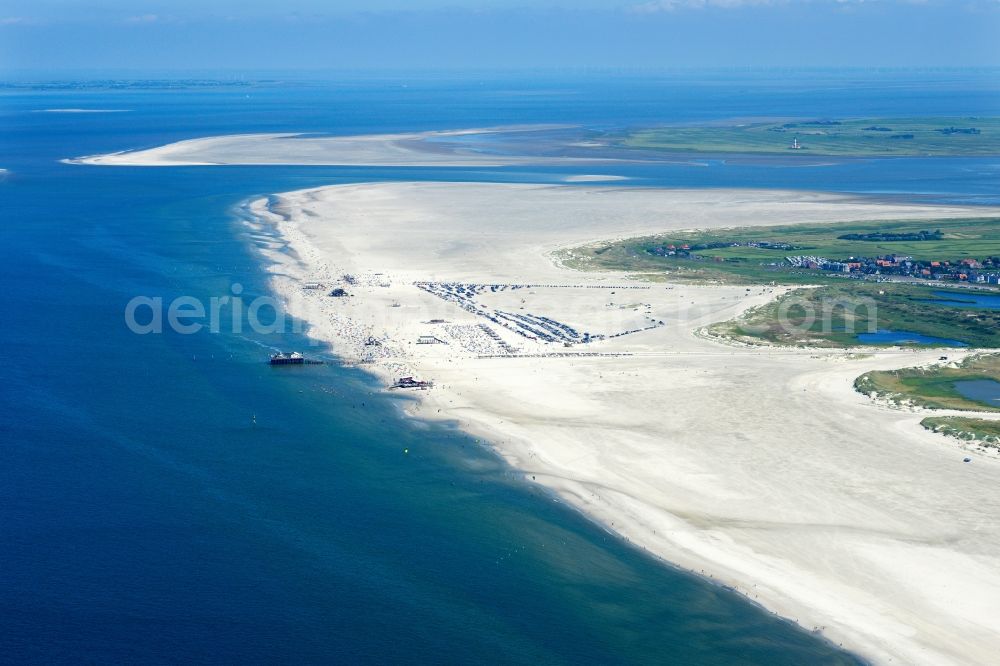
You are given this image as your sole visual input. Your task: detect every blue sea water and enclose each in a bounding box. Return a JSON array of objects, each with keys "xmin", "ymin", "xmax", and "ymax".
[{"xmin": 2, "ymin": 72, "xmax": 997, "ymax": 663}]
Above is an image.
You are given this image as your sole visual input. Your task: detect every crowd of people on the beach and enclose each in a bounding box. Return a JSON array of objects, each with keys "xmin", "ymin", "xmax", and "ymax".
[
  {"xmin": 275, "ymin": 241, "xmax": 664, "ymax": 389},
  {"xmin": 415, "ymin": 281, "xmax": 659, "ymax": 345},
  {"xmin": 441, "ymin": 323, "xmax": 519, "ymax": 356}
]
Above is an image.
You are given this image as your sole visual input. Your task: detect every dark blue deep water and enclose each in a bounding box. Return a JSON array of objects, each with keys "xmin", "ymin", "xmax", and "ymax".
[{"xmin": 2, "ymin": 73, "xmax": 997, "ymax": 664}]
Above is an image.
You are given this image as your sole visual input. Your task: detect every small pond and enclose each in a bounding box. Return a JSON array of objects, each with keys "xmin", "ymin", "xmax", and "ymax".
[
  {"xmin": 856, "ymin": 329, "xmax": 967, "ymax": 347},
  {"xmin": 953, "ymin": 379, "xmax": 1000, "ymax": 406},
  {"xmin": 920, "ymin": 291, "xmax": 1000, "ymax": 310}
]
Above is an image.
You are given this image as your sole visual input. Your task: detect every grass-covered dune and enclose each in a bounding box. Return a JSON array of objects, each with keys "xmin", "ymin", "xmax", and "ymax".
[
  {"xmin": 856, "ymin": 354, "xmax": 1000, "ymax": 411},
  {"xmin": 709, "ymin": 283, "xmax": 1000, "ymax": 348},
  {"xmin": 620, "ymin": 117, "xmax": 1000, "ymax": 156},
  {"xmin": 921, "ymin": 416, "xmax": 1000, "ymax": 449}
]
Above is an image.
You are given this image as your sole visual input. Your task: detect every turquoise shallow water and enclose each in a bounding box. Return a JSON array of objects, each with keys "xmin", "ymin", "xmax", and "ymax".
[{"xmin": 2, "ymin": 73, "xmax": 997, "ymax": 663}]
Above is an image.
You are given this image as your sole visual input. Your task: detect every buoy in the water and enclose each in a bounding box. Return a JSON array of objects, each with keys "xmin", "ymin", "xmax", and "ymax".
[{"xmin": 404, "ymin": 448, "xmax": 409, "ymax": 454}]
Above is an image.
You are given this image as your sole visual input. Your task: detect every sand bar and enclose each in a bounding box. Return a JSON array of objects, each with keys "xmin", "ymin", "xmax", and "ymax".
[
  {"xmin": 67, "ymin": 126, "xmax": 625, "ymax": 167},
  {"xmin": 252, "ymin": 182, "xmax": 1000, "ymax": 666}
]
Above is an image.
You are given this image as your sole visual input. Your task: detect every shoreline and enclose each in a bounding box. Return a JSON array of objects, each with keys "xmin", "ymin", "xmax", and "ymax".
[{"xmin": 250, "ymin": 181, "xmax": 1000, "ymax": 665}]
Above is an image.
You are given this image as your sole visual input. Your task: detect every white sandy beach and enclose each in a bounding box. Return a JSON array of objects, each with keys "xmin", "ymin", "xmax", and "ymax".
[{"xmin": 249, "ymin": 181, "xmax": 1000, "ymax": 666}]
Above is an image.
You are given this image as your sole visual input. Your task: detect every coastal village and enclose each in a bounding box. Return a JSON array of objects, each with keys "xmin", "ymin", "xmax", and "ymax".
[
  {"xmin": 648, "ymin": 233, "xmax": 1000, "ymax": 284},
  {"xmin": 782, "ymin": 253, "xmax": 1000, "ymax": 283}
]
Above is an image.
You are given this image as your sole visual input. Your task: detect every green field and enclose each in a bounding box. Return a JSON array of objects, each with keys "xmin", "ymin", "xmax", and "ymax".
[
  {"xmin": 560, "ymin": 216, "xmax": 1000, "ymax": 348},
  {"xmin": 708, "ymin": 283, "xmax": 1000, "ymax": 348},
  {"xmin": 620, "ymin": 117, "xmax": 1000, "ymax": 156},
  {"xmin": 558, "ymin": 216, "xmax": 1000, "ymax": 285},
  {"xmin": 921, "ymin": 416, "xmax": 1000, "ymax": 449},
  {"xmin": 856, "ymin": 354, "xmax": 1000, "ymax": 411}
]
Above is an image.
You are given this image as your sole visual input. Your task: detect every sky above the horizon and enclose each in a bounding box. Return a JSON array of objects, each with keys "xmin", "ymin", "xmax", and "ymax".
[{"xmin": 1, "ymin": 0, "xmax": 999, "ymax": 73}]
